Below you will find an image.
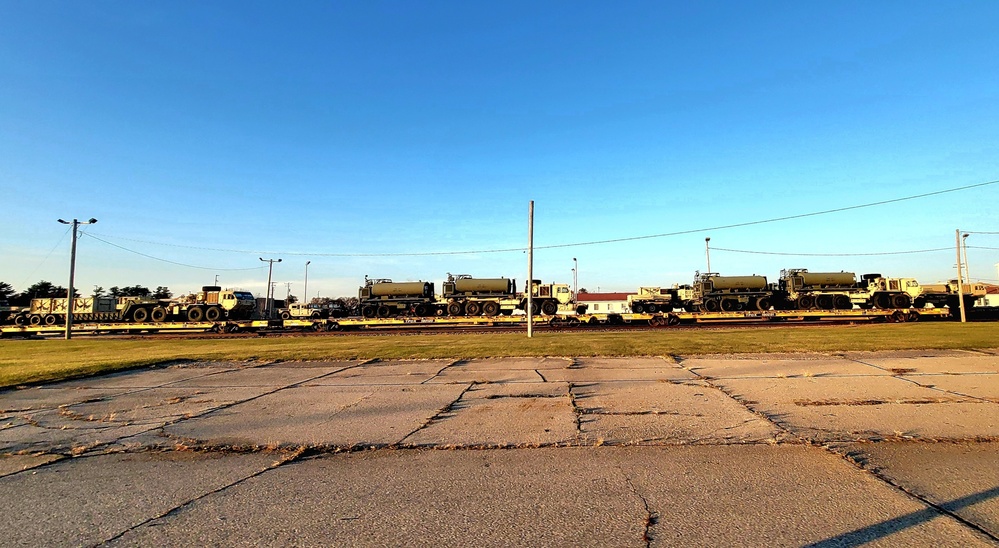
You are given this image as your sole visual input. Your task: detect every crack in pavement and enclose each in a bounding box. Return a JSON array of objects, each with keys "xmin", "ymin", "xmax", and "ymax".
[
  {"xmin": 619, "ymin": 468, "xmax": 658, "ymax": 547},
  {"xmin": 397, "ymin": 382, "xmax": 477, "ymax": 445},
  {"xmin": 421, "ymin": 359, "xmax": 461, "ymax": 384},
  {"xmin": 93, "ymin": 447, "xmax": 307, "ymax": 547}
]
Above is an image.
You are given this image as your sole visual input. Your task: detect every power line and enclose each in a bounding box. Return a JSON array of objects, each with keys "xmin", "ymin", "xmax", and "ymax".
[
  {"xmin": 88, "ymin": 178, "xmax": 999, "ymax": 257},
  {"xmin": 712, "ymin": 246, "xmax": 953, "ymax": 257},
  {"xmin": 84, "ymin": 232, "xmax": 267, "ymax": 272}
]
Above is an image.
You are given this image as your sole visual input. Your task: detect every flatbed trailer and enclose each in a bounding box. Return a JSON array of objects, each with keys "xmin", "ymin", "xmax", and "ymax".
[{"xmin": 0, "ymin": 307, "xmax": 953, "ymax": 337}]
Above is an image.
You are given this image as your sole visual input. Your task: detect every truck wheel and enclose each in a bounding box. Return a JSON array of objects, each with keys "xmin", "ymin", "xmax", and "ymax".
[
  {"xmin": 891, "ymin": 294, "xmax": 911, "ymax": 309},
  {"xmin": 29, "ymin": 315, "xmax": 42, "ymax": 326},
  {"xmin": 376, "ymin": 305, "xmax": 391, "ymax": 318},
  {"xmin": 205, "ymin": 307, "xmax": 222, "ymax": 321},
  {"xmin": 632, "ymin": 303, "xmax": 644, "ymax": 314},
  {"xmin": 464, "ymin": 301, "xmax": 481, "ymax": 316},
  {"xmin": 361, "ymin": 306, "xmax": 376, "ymax": 318},
  {"xmin": 447, "ymin": 302, "xmax": 463, "ymax": 316},
  {"xmin": 482, "ymin": 302, "xmax": 500, "ymax": 316},
  {"xmin": 44, "ymin": 314, "xmax": 58, "ymax": 325},
  {"xmin": 132, "ymin": 308, "xmax": 149, "ymax": 322},
  {"xmin": 645, "ymin": 303, "xmax": 658, "ymax": 314},
  {"xmin": 187, "ymin": 307, "xmax": 204, "ymax": 322},
  {"xmin": 541, "ymin": 301, "xmax": 558, "ymax": 315},
  {"xmin": 14, "ymin": 315, "xmax": 27, "ymax": 326},
  {"xmin": 281, "ymin": 312, "xmax": 291, "ymax": 320},
  {"xmin": 151, "ymin": 307, "xmax": 167, "ymax": 322}
]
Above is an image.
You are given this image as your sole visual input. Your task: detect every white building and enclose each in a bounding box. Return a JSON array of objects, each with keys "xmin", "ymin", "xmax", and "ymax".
[{"xmin": 575, "ymin": 292, "xmax": 632, "ymax": 313}]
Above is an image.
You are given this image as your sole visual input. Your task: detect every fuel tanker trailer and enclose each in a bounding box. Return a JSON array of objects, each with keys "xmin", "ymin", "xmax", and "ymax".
[
  {"xmin": 777, "ymin": 269, "xmax": 858, "ymax": 310},
  {"xmin": 441, "ymin": 274, "xmax": 517, "ymax": 316},
  {"xmin": 358, "ymin": 277, "xmax": 436, "ymax": 318},
  {"xmin": 683, "ymin": 272, "xmax": 773, "ymax": 312}
]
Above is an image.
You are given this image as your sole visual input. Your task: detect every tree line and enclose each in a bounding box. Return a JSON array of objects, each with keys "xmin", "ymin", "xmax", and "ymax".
[{"xmin": 0, "ymin": 281, "xmax": 172, "ymax": 306}]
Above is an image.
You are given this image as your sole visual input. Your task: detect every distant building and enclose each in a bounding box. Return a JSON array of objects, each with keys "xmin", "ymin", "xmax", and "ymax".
[{"xmin": 576, "ymin": 292, "xmax": 632, "ymax": 313}]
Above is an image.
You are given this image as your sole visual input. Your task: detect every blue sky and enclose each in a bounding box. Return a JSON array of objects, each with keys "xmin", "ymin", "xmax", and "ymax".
[{"xmin": 2, "ymin": 1, "xmax": 998, "ymax": 300}]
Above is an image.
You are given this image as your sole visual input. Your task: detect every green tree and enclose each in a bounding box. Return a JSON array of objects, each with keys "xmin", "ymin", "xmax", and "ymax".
[
  {"xmin": 0, "ymin": 281, "xmax": 14, "ymax": 302},
  {"xmin": 93, "ymin": 286, "xmax": 106, "ymax": 298},
  {"xmin": 13, "ymin": 280, "xmax": 77, "ymax": 305},
  {"xmin": 152, "ymin": 286, "xmax": 172, "ymax": 299}
]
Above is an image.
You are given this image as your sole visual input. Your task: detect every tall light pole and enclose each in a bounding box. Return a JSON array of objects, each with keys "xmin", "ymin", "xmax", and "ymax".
[
  {"xmin": 527, "ymin": 200, "xmax": 534, "ymax": 338},
  {"xmin": 955, "ymin": 229, "xmax": 966, "ymax": 323},
  {"xmin": 572, "ymin": 257, "xmax": 578, "ymax": 301},
  {"xmin": 260, "ymin": 257, "xmax": 281, "ymax": 319},
  {"xmin": 57, "ymin": 218, "xmax": 97, "ymax": 340},
  {"xmin": 705, "ymin": 237, "xmax": 712, "ymax": 272},
  {"xmin": 304, "ymin": 261, "xmax": 311, "ymax": 304},
  {"xmin": 962, "ymin": 233, "xmax": 970, "ymax": 282}
]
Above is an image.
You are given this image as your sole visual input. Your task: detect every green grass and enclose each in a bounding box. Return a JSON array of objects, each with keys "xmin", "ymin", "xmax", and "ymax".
[{"xmin": 1, "ymin": 323, "xmax": 998, "ymax": 388}]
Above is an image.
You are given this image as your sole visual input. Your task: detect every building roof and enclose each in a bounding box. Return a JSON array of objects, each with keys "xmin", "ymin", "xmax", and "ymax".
[{"xmin": 576, "ymin": 292, "xmax": 631, "ymax": 302}]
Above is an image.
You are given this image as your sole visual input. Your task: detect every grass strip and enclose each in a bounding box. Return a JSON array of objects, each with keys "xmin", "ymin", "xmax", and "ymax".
[{"xmin": 1, "ymin": 323, "xmax": 997, "ymax": 388}]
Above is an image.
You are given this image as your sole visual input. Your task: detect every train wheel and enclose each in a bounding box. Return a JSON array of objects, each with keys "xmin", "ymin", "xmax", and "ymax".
[
  {"xmin": 704, "ymin": 299, "xmax": 721, "ymax": 313},
  {"xmin": 447, "ymin": 302, "xmax": 463, "ymax": 316},
  {"xmin": 151, "ymin": 307, "xmax": 167, "ymax": 322},
  {"xmin": 720, "ymin": 299, "xmax": 736, "ymax": 312},
  {"xmin": 667, "ymin": 314, "xmax": 681, "ymax": 326},
  {"xmin": 891, "ymin": 294, "xmax": 911, "ymax": 309},
  {"xmin": 132, "ymin": 308, "xmax": 150, "ymax": 322},
  {"xmin": 541, "ymin": 301, "xmax": 558, "ymax": 315},
  {"xmin": 187, "ymin": 307, "xmax": 204, "ymax": 322},
  {"xmin": 482, "ymin": 302, "xmax": 500, "ymax": 316},
  {"xmin": 632, "ymin": 303, "xmax": 644, "ymax": 314},
  {"xmin": 376, "ymin": 305, "xmax": 392, "ymax": 318},
  {"xmin": 465, "ymin": 301, "xmax": 481, "ymax": 316},
  {"xmin": 646, "ymin": 303, "xmax": 658, "ymax": 314}
]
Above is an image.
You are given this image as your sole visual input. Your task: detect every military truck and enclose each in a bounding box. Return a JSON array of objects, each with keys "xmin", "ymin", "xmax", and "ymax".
[
  {"xmin": 278, "ymin": 302, "xmax": 328, "ymax": 320},
  {"xmin": 915, "ymin": 280, "xmax": 987, "ymax": 310},
  {"xmin": 162, "ymin": 286, "xmax": 257, "ymax": 322}
]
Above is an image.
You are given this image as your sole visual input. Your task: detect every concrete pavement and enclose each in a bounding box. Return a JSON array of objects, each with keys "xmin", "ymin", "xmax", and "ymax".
[{"xmin": 1, "ymin": 350, "xmax": 997, "ymax": 546}]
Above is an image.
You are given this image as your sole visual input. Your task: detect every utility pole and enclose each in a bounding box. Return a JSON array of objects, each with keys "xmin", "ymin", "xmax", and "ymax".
[
  {"xmin": 955, "ymin": 229, "xmax": 966, "ymax": 323},
  {"xmin": 285, "ymin": 282, "xmax": 292, "ymax": 301},
  {"xmin": 57, "ymin": 218, "xmax": 97, "ymax": 340},
  {"xmin": 705, "ymin": 237, "xmax": 711, "ymax": 273},
  {"xmin": 304, "ymin": 261, "xmax": 311, "ymax": 305},
  {"xmin": 214, "ymin": 274, "xmax": 219, "ymax": 286},
  {"xmin": 527, "ymin": 200, "xmax": 534, "ymax": 338},
  {"xmin": 260, "ymin": 257, "xmax": 281, "ymax": 319},
  {"xmin": 962, "ymin": 233, "xmax": 970, "ymax": 282}
]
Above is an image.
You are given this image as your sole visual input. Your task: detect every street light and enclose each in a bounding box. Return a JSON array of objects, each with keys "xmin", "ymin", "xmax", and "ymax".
[
  {"xmin": 259, "ymin": 257, "xmax": 282, "ymax": 318},
  {"xmin": 572, "ymin": 257, "xmax": 578, "ymax": 300},
  {"xmin": 962, "ymin": 233, "xmax": 970, "ymax": 282},
  {"xmin": 705, "ymin": 237, "xmax": 712, "ymax": 272},
  {"xmin": 57, "ymin": 218, "xmax": 97, "ymax": 340},
  {"xmin": 304, "ymin": 260, "xmax": 311, "ymax": 304}
]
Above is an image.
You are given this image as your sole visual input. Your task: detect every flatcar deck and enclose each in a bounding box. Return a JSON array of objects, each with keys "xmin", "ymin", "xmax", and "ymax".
[{"xmin": 0, "ymin": 307, "xmax": 955, "ymax": 337}]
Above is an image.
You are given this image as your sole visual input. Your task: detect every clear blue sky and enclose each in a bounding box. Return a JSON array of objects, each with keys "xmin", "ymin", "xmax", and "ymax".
[{"xmin": 3, "ymin": 1, "xmax": 998, "ymax": 300}]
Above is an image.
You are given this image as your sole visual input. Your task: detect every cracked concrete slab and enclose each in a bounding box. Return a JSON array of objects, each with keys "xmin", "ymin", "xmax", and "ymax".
[
  {"xmin": 0, "ymin": 452, "xmax": 62, "ymax": 477},
  {"xmin": 168, "ymin": 364, "xmax": 346, "ymax": 388},
  {"xmin": 574, "ymin": 381, "xmax": 780, "ymax": 444},
  {"xmin": 304, "ymin": 359, "xmax": 450, "ymax": 385},
  {"xmin": 51, "ymin": 363, "xmax": 240, "ymax": 389},
  {"xmin": 713, "ymin": 376, "xmax": 999, "ymax": 441},
  {"xmin": 0, "ymin": 387, "xmax": 133, "ymax": 412},
  {"xmin": 165, "ymin": 384, "xmax": 469, "ymax": 447},
  {"xmin": 901, "ymin": 373, "xmax": 999, "ymax": 401},
  {"xmin": 617, "ymin": 445, "xmax": 995, "ymax": 546},
  {"xmin": 405, "ymin": 389, "xmax": 578, "ymax": 447},
  {"xmin": 681, "ymin": 354, "xmax": 883, "ymax": 378},
  {"xmin": 426, "ymin": 364, "xmax": 547, "ymax": 383},
  {"xmin": 846, "ymin": 352, "xmax": 999, "ymax": 375},
  {"xmin": 0, "ymin": 451, "xmax": 279, "ymax": 547},
  {"xmin": 106, "ymin": 448, "xmax": 647, "ymax": 546},
  {"xmin": 835, "ymin": 441, "xmax": 999, "ymax": 538}
]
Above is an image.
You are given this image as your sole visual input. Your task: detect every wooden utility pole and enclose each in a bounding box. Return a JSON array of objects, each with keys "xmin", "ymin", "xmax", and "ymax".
[{"xmin": 955, "ymin": 229, "xmax": 967, "ymax": 323}]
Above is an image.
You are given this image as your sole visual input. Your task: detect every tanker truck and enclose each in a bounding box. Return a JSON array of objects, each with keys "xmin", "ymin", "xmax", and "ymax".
[
  {"xmin": 682, "ymin": 272, "xmax": 773, "ymax": 312},
  {"xmin": 358, "ymin": 277, "xmax": 436, "ymax": 318}
]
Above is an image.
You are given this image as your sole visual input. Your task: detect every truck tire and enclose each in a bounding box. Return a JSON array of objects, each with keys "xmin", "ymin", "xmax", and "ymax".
[
  {"xmin": 132, "ymin": 308, "xmax": 149, "ymax": 322},
  {"xmin": 151, "ymin": 307, "xmax": 167, "ymax": 322},
  {"xmin": 187, "ymin": 307, "xmax": 204, "ymax": 322},
  {"xmin": 205, "ymin": 307, "xmax": 222, "ymax": 321}
]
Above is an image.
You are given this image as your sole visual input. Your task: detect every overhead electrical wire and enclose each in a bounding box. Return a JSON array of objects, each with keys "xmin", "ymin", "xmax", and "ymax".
[
  {"xmin": 86, "ymin": 178, "xmax": 999, "ymax": 258},
  {"xmin": 711, "ymin": 246, "xmax": 953, "ymax": 257},
  {"xmin": 83, "ymin": 232, "xmax": 267, "ymax": 272}
]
